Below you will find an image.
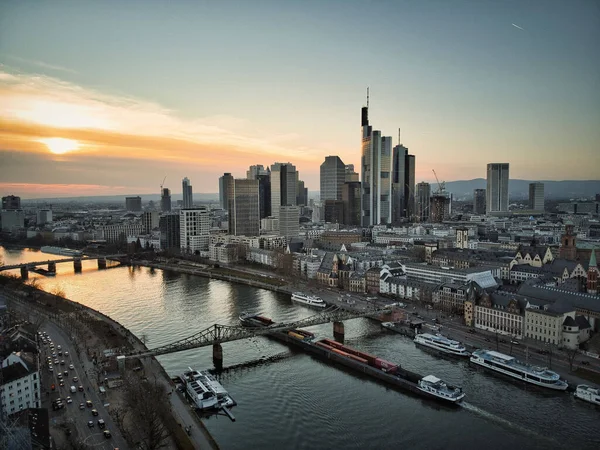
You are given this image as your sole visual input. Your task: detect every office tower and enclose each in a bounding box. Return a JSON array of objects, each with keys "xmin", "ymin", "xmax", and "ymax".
[
  {"xmin": 342, "ymin": 181, "xmax": 361, "ymax": 226},
  {"xmin": 232, "ymin": 179, "xmax": 260, "ymax": 236},
  {"xmin": 142, "ymin": 211, "xmax": 159, "ymax": 233},
  {"xmin": 270, "ymin": 162, "xmax": 297, "ymax": 218},
  {"xmin": 2, "ymin": 195, "xmax": 20, "ymax": 210},
  {"xmin": 405, "ymin": 154, "xmax": 416, "ymax": 220},
  {"xmin": 529, "ymin": 182, "xmax": 544, "ymax": 212},
  {"xmin": 219, "ymin": 173, "xmax": 234, "ymax": 211},
  {"xmin": 486, "ymin": 163, "xmax": 509, "ymax": 214},
  {"xmin": 182, "ymin": 177, "xmax": 193, "ymax": 208},
  {"xmin": 297, "ymin": 178, "xmax": 308, "ymax": 206},
  {"xmin": 416, "ymin": 182, "xmax": 431, "ymax": 222},
  {"xmin": 159, "ymin": 212, "xmax": 180, "ymax": 250},
  {"xmin": 379, "ymin": 136, "xmax": 392, "ymax": 224},
  {"xmin": 324, "ymin": 200, "xmax": 344, "ymax": 224},
  {"xmin": 247, "ymin": 164, "xmax": 269, "ymax": 180},
  {"xmin": 125, "ymin": 196, "xmax": 142, "ymax": 212},
  {"xmin": 321, "ymin": 156, "xmax": 346, "ymax": 201},
  {"xmin": 1, "ymin": 210, "xmax": 25, "ymax": 231},
  {"xmin": 256, "ymin": 174, "xmax": 271, "ymax": 219},
  {"xmin": 36, "ymin": 209, "xmax": 52, "ymax": 225},
  {"xmin": 278, "ymin": 205, "xmax": 300, "ymax": 239},
  {"xmin": 345, "ymin": 165, "xmax": 359, "ymax": 182},
  {"xmin": 391, "ymin": 138, "xmax": 415, "ymax": 224},
  {"xmin": 180, "ymin": 207, "xmax": 210, "ymax": 253},
  {"xmin": 473, "ymin": 189, "xmax": 486, "ymax": 215},
  {"xmin": 160, "ymin": 188, "xmax": 171, "ymax": 212}
]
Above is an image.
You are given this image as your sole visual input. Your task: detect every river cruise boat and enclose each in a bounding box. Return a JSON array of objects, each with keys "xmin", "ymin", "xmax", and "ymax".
[
  {"xmin": 182, "ymin": 368, "xmax": 235, "ymax": 410},
  {"xmin": 470, "ymin": 349, "xmax": 568, "ymax": 391},
  {"xmin": 239, "ymin": 312, "xmax": 275, "ymax": 327},
  {"xmin": 417, "ymin": 375, "xmax": 465, "ymax": 403},
  {"xmin": 41, "ymin": 246, "xmax": 83, "ymax": 257},
  {"xmin": 291, "ymin": 292, "xmax": 327, "ymax": 309},
  {"xmin": 574, "ymin": 384, "xmax": 600, "ymax": 406},
  {"xmin": 414, "ymin": 333, "xmax": 469, "ymax": 357}
]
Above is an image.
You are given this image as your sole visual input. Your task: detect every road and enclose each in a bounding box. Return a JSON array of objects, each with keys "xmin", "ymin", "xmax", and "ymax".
[{"xmin": 40, "ymin": 321, "xmax": 127, "ymax": 449}]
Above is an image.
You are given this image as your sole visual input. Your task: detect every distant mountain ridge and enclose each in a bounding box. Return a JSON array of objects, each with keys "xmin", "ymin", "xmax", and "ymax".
[{"xmin": 444, "ymin": 179, "xmax": 600, "ymax": 199}]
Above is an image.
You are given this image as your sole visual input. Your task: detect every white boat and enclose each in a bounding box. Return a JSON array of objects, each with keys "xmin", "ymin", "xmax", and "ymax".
[
  {"xmin": 574, "ymin": 384, "xmax": 600, "ymax": 406},
  {"xmin": 470, "ymin": 349, "xmax": 568, "ymax": 391},
  {"xmin": 291, "ymin": 292, "xmax": 327, "ymax": 308},
  {"xmin": 417, "ymin": 375, "xmax": 465, "ymax": 403},
  {"xmin": 40, "ymin": 246, "xmax": 83, "ymax": 257},
  {"xmin": 182, "ymin": 368, "xmax": 235, "ymax": 410},
  {"xmin": 414, "ymin": 333, "xmax": 469, "ymax": 357}
]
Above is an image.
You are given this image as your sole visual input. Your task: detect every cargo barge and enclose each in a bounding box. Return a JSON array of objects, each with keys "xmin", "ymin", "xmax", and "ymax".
[{"xmin": 239, "ymin": 312, "xmax": 275, "ymax": 328}]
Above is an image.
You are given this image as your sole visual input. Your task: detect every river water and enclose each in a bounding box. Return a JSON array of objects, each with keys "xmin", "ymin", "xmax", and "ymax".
[{"xmin": 1, "ymin": 247, "xmax": 598, "ymax": 450}]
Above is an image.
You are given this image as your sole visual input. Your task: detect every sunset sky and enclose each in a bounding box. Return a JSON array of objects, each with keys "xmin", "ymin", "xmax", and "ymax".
[{"xmin": 1, "ymin": 0, "xmax": 599, "ymax": 199}]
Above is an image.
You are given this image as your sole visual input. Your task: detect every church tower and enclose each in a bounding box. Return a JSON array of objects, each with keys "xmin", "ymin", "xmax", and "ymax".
[
  {"xmin": 587, "ymin": 249, "xmax": 598, "ymax": 295},
  {"xmin": 559, "ymin": 221, "xmax": 577, "ymax": 261}
]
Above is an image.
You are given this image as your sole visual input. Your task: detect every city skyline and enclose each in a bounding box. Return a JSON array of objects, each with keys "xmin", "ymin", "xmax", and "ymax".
[{"xmin": 1, "ymin": 0, "xmax": 599, "ymax": 199}]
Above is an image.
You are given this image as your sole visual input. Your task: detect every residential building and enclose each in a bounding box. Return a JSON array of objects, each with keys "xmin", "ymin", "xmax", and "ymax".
[
  {"xmin": 180, "ymin": 207, "xmax": 210, "ymax": 253},
  {"xmin": 141, "ymin": 211, "xmax": 159, "ymax": 233},
  {"xmin": 456, "ymin": 228, "xmax": 469, "ymax": 249},
  {"xmin": 486, "ymin": 163, "xmax": 509, "ymax": 214},
  {"xmin": 416, "ymin": 182, "xmax": 431, "ymax": 222},
  {"xmin": 125, "ymin": 196, "xmax": 142, "ymax": 212},
  {"xmin": 430, "ymin": 193, "xmax": 452, "ymax": 223},
  {"xmin": 529, "ymin": 182, "xmax": 544, "ymax": 212},
  {"xmin": 320, "ymin": 156, "xmax": 346, "ymax": 201},
  {"xmin": 232, "ymin": 179, "xmax": 260, "ymax": 236},
  {"xmin": 159, "ymin": 213, "xmax": 180, "ymax": 250},
  {"xmin": 219, "ymin": 173, "xmax": 234, "ymax": 211},
  {"xmin": 278, "ymin": 205, "xmax": 299, "ymax": 239},
  {"xmin": 36, "ymin": 209, "xmax": 52, "ymax": 225},
  {"xmin": 2, "ymin": 195, "xmax": 21, "ymax": 210},
  {"xmin": 160, "ymin": 187, "xmax": 172, "ymax": 212},
  {"xmin": 432, "ymin": 282, "xmax": 475, "ymax": 315},
  {"xmin": 0, "ymin": 352, "xmax": 41, "ymax": 416},
  {"xmin": 271, "ymin": 163, "xmax": 297, "ymax": 218},
  {"xmin": 473, "ymin": 189, "xmax": 486, "ymax": 215},
  {"xmin": 342, "ymin": 181, "xmax": 361, "ymax": 226},
  {"xmin": 182, "ymin": 177, "xmax": 193, "ymax": 208},
  {"xmin": 1, "ymin": 210, "xmax": 25, "ymax": 231},
  {"xmin": 246, "ymin": 247, "xmax": 277, "ymax": 267},
  {"xmin": 209, "ymin": 242, "xmax": 239, "ymax": 264}
]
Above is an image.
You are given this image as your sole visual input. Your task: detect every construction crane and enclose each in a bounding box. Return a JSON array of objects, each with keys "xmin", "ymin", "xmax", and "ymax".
[
  {"xmin": 432, "ymin": 169, "xmax": 445, "ymax": 195},
  {"xmin": 160, "ymin": 176, "xmax": 166, "ymax": 192}
]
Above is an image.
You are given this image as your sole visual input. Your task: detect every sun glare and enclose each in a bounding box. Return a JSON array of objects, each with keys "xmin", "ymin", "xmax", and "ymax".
[{"xmin": 39, "ymin": 138, "xmax": 80, "ymax": 154}]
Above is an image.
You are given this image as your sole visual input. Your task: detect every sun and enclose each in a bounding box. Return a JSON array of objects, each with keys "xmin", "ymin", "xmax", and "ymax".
[{"xmin": 39, "ymin": 138, "xmax": 80, "ymax": 154}]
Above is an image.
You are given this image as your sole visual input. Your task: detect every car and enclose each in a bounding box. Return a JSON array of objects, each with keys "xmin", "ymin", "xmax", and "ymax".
[
  {"xmin": 92, "ymin": 409, "xmax": 99, "ymax": 416},
  {"xmin": 103, "ymin": 430, "xmax": 112, "ymax": 439},
  {"xmin": 88, "ymin": 420, "xmax": 94, "ymax": 428},
  {"xmin": 51, "ymin": 384, "xmax": 56, "ymax": 391},
  {"xmin": 69, "ymin": 364, "xmax": 74, "ymax": 370},
  {"xmin": 63, "ymin": 370, "xmax": 69, "ymax": 376},
  {"xmin": 48, "ymin": 366, "xmax": 54, "ymax": 372},
  {"xmin": 58, "ymin": 351, "xmax": 63, "ymax": 356},
  {"xmin": 66, "ymin": 396, "xmax": 72, "ymax": 404},
  {"xmin": 510, "ymin": 340, "xmax": 520, "ymax": 345},
  {"xmin": 57, "ymin": 345, "xmax": 62, "ymax": 350},
  {"xmin": 78, "ymin": 385, "xmax": 84, "ymax": 392},
  {"xmin": 86, "ymin": 400, "xmax": 93, "ymax": 408},
  {"xmin": 64, "ymin": 351, "xmax": 69, "ymax": 356},
  {"xmin": 60, "ymin": 360, "xmax": 65, "ymax": 365},
  {"xmin": 581, "ymin": 361, "xmax": 590, "ymax": 366},
  {"xmin": 98, "ymin": 419, "xmax": 105, "ymax": 428},
  {"xmin": 468, "ymin": 328, "xmax": 476, "ymax": 334},
  {"xmin": 79, "ymin": 403, "xmax": 85, "ymax": 410},
  {"xmin": 73, "ymin": 377, "xmax": 79, "ymax": 383},
  {"xmin": 59, "ymin": 381, "xmax": 65, "ymax": 387},
  {"xmin": 51, "ymin": 353, "xmax": 57, "ymax": 358},
  {"xmin": 54, "ymin": 359, "xmax": 59, "ymax": 365}
]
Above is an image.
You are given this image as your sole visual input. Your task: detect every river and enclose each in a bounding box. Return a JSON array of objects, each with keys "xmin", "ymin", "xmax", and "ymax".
[{"xmin": 1, "ymin": 247, "xmax": 598, "ymax": 450}]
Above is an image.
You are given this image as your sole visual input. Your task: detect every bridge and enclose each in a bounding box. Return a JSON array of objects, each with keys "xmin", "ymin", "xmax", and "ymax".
[
  {"xmin": 0, "ymin": 254, "xmax": 128, "ymax": 278},
  {"xmin": 128, "ymin": 304, "xmax": 393, "ymax": 368}
]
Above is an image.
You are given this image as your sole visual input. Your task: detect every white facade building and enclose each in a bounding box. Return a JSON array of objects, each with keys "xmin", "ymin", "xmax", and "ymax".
[
  {"xmin": 180, "ymin": 207, "xmax": 210, "ymax": 253},
  {"xmin": 1, "ymin": 352, "xmax": 41, "ymax": 417}
]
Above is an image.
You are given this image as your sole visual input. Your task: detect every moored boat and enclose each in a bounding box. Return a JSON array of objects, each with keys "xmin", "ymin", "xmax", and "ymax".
[
  {"xmin": 239, "ymin": 312, "xmax": 275, "ymax": 327},
  {"xmin": 182, "ymin": 368, "xmax": 235, "ymax": 410},
  {"xmin": 414, "ymin": 333, "xmax": 469, "ymax": 357},
  {"xmin": 417, "ymin": 375, "xmax": 465, "ymax": 403},
  {"xmin": 574, "ymin": 384, "xmax": 600, "ymax": 406},
  {"xmin": 41, "ymin": 246, "xmax": 83, "ymax": 257},
  {"xmin": 470, "ymin": 349, "xmax": 568, "ymax": 391},
  {"xmin": 291, "ymin": 292, "xmax": 327, "ymax": 308}
]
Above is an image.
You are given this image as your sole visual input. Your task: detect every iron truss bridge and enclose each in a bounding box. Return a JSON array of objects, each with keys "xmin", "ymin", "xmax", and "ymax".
[{"xmin": 130, "ymin": 305, "xmax": 390, "ymax": 358}]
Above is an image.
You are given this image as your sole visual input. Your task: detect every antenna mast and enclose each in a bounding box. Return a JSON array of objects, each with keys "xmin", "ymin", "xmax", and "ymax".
[
  {"xmin": 366, "ymin": 87, "xmax": 369, "ymax": 108},
  {"xmin": 398, "ymin": 127, "xmax": 401, "ymax": 145}
]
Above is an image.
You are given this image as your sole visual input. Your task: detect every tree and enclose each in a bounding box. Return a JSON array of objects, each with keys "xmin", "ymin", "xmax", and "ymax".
[{"xmin": 566, "ymin": 347, "xmax": 579, "ymax": 372}]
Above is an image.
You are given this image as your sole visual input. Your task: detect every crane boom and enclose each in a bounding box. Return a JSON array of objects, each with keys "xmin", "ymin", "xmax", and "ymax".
[
  {"xmin": 432, "ymin": 169, "xmax": 441, "ymax": 192},
  {"xmin": 160, "ymin": 176, "xmax": 166, "ymax": 190}
]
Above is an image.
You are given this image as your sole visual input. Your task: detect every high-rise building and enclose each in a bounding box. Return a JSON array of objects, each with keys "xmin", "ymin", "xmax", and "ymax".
[
  {"xmin": 142, "ymin": 211, "xmax": 159, "ymax": 233},
  {"xmin": 257, "ymin": 174, "xmax": 271, "ymax": 219},
  {"xmin": 391, "ymin": 140, "xmax": 416, "ymax": 223},
  {"xmin": 320, "ymin": 156, "xmax": 346, "ymax": 201},
  {"xmin": 529, "ymin": 182, "xmax": 544, "ymax": 212},
  {"xmin": 125, "ymin": 196, "xmax": 142, "ymax": 212},
  {"xmin": 219, "ymin": 173, "xmax": 234, "ymax": 211},
  {"xmin": 270, "ymin": 162, "xmax": 297, "ymax": 218},
  {"xmin": 430, "ymin": 193, "xmax": 452, "ymax": 223},
  {"xmin": 278, "ymin": 205, "xmax": 300, "ymax": 239},
  {"xmin": 180, "ymin": 207, "xmax": 210, "ymax": 253},
  {"xmin": 160, "ymin": 188, "xmax": 171, "ymax": 212},
  {"xmin": 247, "ymin": 165, "xmax": 269, "ymax": 180},
  {"xmin": 182, "ymin": 177, "xmax": 193, "ymax": 208},
  {"xmin": 0, "ymin": 210, "xmax": 24, "ymax": 231},
  {"xmin": 342, "ymin": 181, "xmax": 361, "ymax": 226},
  {"xmin": 36, "ymin": 209, "xmax": 53, "ymax": 225},
  {"xmin": 296, "ymin": 178, "xmax": 308, "ymax": 206},
  {"xmin": 324, "ymin": 200, "xmax": 344, "ymax": 224},
  {"xmin": 232, "ymin": 179, "xmax": 260, "ymax": 236},
  {"xmin": 405, "ymin": 154, "xmax": 416, "ymax": 220},
  {"xmin": 159, "ymin": 213, "xmax": 180, "ymax": 250},
  {"xmin": 416, "ymin": 182, "xmax": 431, "ymax": 222},
  {"xmin": 345, "ymin": 165, "xmax": 359, "ymax": 182},
  {"xmin": 2, "ymin": 195, "xmax": 21, "ymax": 210},
  {"xmin": 486, "ymin": 163, "xmax": 509, "ymax": 214},
  {"xmin": 473, "ymin": 189, "xmax": 486, "ymax": 215}
]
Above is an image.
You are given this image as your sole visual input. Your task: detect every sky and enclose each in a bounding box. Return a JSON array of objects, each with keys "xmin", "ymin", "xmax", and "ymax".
[{"xmin": 0, "ymin": 0, "xmax": 599, "ymax": 198}]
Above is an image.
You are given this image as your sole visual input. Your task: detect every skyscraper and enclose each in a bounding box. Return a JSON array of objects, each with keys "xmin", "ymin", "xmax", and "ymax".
[
  {"xmin": 405, "ymin": 154, "xmax": 416, "ymax": 220},
  {"xmin": 257, "ymin": 174, "xmax": 271, "ymax": 219},
  {"xmin": 247, "ymin": 164, "xmax": 269, "ymax": 180},
  {"xmin": 529, "ymin": 182, "xmax": 544, "ymax": 212},
  {"xmin": 270, "ymin": 162, "xmax": 297, "ymax": 218},
  {"xmin": 342, "ymin": 181, "xmax": 361, "ymax": 226},
  {"xmin": 232, "ymin": 179, "xmax": 260, "ymax": 236},
  {"xmin": 320, "ymin": 156, "xmax": 346, "ymax": 201},
  {"xmin": 486, "ymin": 163, "xmax": 509, "ymax": 214},
  {"xmin": 324, "ymin": 200, "xmax": 344, "ymax": 224},
  {"xmin": 142, "ymin": 211, "xmax": 159, "ymax": 233},
  {"xmin": 125, "ymin": 196, "xmax": 142, "ymax": 212},
  {"xmin": 180, "ymin": 207, "xmax": 210, "ymax": 253},
  {"xmin": 391, "ymin": 138, "xmax": 415, "ymax": 223},
  {"xmin": 159, "ymin": 212, "xmax": 180, "ymax": 250},
  {"xmin": 278, "ymin": 205, "xmax": 300, "ymax": 239},
  {"xmin": 182, "ymin": 177, "xmax": 193, "ymax": 208},
  {"xmin": 219, "ymin": 173, "xmax": 234, "ymax": 211},
  {"xmin": 416, "ymin": 182, "xmax": 431, "ymax": 222},
  {"xmin": 345, "ymin": 165, "xmax": 359, "ymax": 182},
  {"xmin": 160, "ymin": 188, "xmax": 171, "ymax": 212},
  {"xmin": 473, "ymin": 189, "xmax": 486, "ymax": 215},
  {"xmin": 2, "ymin": 195, "xmax": 20, "ymax": 210},
  {"xmin": 296, "ymin": 178, "xmax": 308, "ymax": 206}
]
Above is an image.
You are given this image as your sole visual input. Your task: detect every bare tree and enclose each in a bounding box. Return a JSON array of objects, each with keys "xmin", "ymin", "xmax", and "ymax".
[
  {"xmin": 110, "ymin": 405, "xmax": 129, "ymax": 431},
  {"xmin": 566, "ymin": 347, "xmax": 579, "ymax": 372}
]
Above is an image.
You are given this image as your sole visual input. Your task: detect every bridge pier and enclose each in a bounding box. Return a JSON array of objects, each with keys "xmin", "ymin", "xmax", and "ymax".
[
  {"xmin": 48, "ymin": 262, "xmax": 56, "ymax": 273},
  {"xmin": 213, "ymin": 343, "xmax": 223, "ymax": 372},
  {"xmin": 73, "ymin": 258, "xmax": 82, "ymax": 273},
  {"xmin": 20, "ymin": 266, "xmax": 29, "ymax": 280},
  {"xmin": 333, "ymin": 321, "xmax": 345, "ymax": 343},
  {"xmin": 97, "ymin": 258, "xmax": 107, "ymax": 270}
]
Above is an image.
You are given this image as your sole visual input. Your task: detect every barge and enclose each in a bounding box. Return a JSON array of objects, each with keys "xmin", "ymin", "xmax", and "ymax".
[{"xmin": 239, "ymin": 312, "xmax": 275, "ymax": 328}]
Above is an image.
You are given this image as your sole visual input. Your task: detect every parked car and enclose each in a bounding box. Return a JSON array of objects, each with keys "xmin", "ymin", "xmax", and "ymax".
[
  {"xmin": 92, "ymin": 409, "xmax": 99, "ymax": 416},
  {"xmin": 103, "ymin": 430, "xmax": 112, "ymax": 438},
  {"xmin": 98, "ymin": 419, "xmax": 105, "ymax": 429},
  {"xmin": 66, "ymin": 396, "xmax": 72, "ymax": 404}
]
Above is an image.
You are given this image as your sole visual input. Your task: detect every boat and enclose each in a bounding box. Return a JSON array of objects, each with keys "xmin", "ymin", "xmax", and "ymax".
[
  {"xmin": 291, "ymin": 292, "xmax": 327, "ymax": 308},
  {"xmin": 30, "ymin": 267, "xmax": 56, "ymax": 277},
  {"xmin": 381, "ymin": 321, "xmax": 415, "ymax": 338},
  {"xmin": 239, "ymin": 312, "xmax": 275, "ymax": 328},
  {"xmin": 182, "ymin": 368, "xmax": 235, "ymax": 410},
  {"xmin": 41, "ymin": 246, "xmax": 83, "ymax": 257},
  {"xmin": 470, "ymin": 349, "xmax": 568, "ymax": 391},
  {"xmin": 417, "ymin": 375, "xmax": 465, "ymax": 403},
  {"xmin": 414, "ymin": 333, "xmax": 470, "ymax": 357},
  {"xmin": 573, "ymin": 384, "xmax": 600, "ymax": 405}
]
